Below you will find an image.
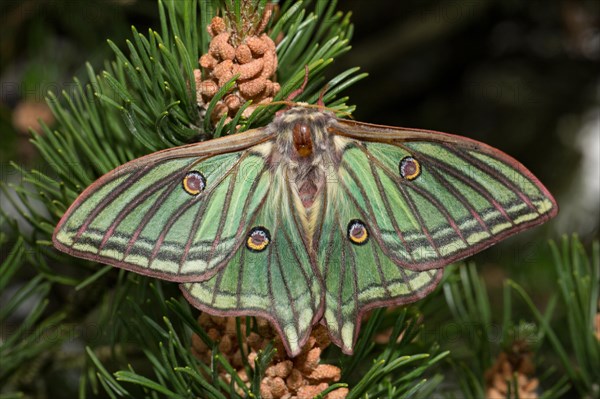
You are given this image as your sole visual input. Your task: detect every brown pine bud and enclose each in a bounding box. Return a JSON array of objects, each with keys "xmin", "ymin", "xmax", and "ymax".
[
  {"xmin": 297, "ymin": 383, "xmax": 328, "ymax": 399},
  {"xmin": 286, "ymin": 368, "xmax": 304, "ymax": 391},
  {"xmin": 214, "ymin": 59, "xmax": 234, "ymax": 82},
  {"xmin": 209, "ymin": 33, "xmax": 235, "ymax": 61},
  {"xmin": 261, "ymin": 48, "xmax": 277, "ymax": 79},
  {"xmin": 224, "ymin": 317, "xmax": 237, "ymax": 335},
  {"xmin": 239, "ymin": 77, "xmax": 266, "ymax": 98},
  {"xmin": 238, "ymin": 58, "xmax": 264, "ymax": 80},
  {"xmin": 207, "ymin": 327, "xmax": 220, "ymax": 341},
  {"xmin": 218, "ymin": 334, "xmax": 233, "ymax": 354},
  {"xmin": 191, "ymin": 332, "xmax": 208, "ymax": 354},
  {"xmin": 327, "ymin": 387, "xmax": 349, "ymax": 399},
  {"xmin": 236, "ymin": 43, "xmax": 253, "ymax": 64},
  {"xmin": 247, "ymin": 332, "xmax": 265, "ymax": 352},
  {"xmin": 209, "ymin": 16, "xmax": 227, "ymax": 36},
  {"xmin": 199, "ymin": 53, "xmax": 218, "ymax": 69},
  {"xmin": 246, "ymin": 36, "xmax": 267, "ymax": 55},
  {"xmin": 306, "ymin": 364, "xmax": 341, "ymax": 383},
  {"xmin": 270, "ymin": 377, "xmax": 288, "ymax": 398},
  {"xmin": 273, "ymin": 360, "xmax": 293, "ymax": 379},
  {"xmin": 200, "ymin": 80, "xmax": 218, "ymax": 98},
  {"xmin": 193, "ymin": 69, "xmax": 202, "ymax": 87},
  {"xmin": 260, "ymin": 379, "xmax": 275, "ymax": 399},
  {"xmin": 296, "ymin": 347, "xmax": 320, "ymax": 373},
  {"xmin": 224, "ymin": 94, "xmax": 242, "ymax": 112},
  {"xmin": 211, "ymin": 103, "xmax": 228, "ymax": 124}
]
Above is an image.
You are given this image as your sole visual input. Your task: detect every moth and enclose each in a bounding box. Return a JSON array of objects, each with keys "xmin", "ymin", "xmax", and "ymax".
[{"xmin": 53, "ymin": 105, "xmax": 557, "ymax": 356}]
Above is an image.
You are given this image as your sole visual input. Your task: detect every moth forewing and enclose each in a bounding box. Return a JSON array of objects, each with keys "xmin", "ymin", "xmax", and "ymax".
[
  {"xmin": 53, "ymin": 125, "xmax": 275, "ymax": 282},
  {"xmin": 328, "ymin": 117, "xmax": 558, "ymax": 270}
]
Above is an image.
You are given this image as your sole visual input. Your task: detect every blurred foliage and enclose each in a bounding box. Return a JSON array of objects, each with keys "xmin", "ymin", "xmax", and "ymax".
[{"xmin": 0, "ymin": 0, "xmax": 158, "ymax": 164}]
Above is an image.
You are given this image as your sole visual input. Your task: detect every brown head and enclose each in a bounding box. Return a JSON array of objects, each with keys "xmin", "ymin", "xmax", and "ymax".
[{"xmin": 292, "ymin": 122, "xmax": 313, "ymax": 157}]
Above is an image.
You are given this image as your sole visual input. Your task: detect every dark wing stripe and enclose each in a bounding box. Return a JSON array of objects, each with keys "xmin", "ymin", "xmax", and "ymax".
[
  {"xmin": 282, "ymin": 184, "xmax": 318, "ymax": 266},
  {"xmin": 142, "ymin": 152, "xmax": 256, "ymax": 270},
  {"xmin": 336, "ymin": 219, "xmax": 346, "ymax": 339},
  {"xmin": 280, "ymin": 222, "xmax": 318, "ymax": 315},
  {"xmin": 340, "ymin": 161, "xmax": 441, "ymax": 258},
  {"xmin": 238, "ymin": 172, "xmax": 270, "ymax": 232},
  {"xmin": 173, "ymin": 195, "xmax": 212, "ymax": 268},
  {"xmin": 356, "ymin": 144, "xmax": 467, "ymax": 245},
  {"xmin": 284, "ymin": 183, "xmax": 316, "ymax": 275},
  {"xmin": 210, "ymin": 263, "xmax": 227, "ymax": 305},
  {"xmin": 399, "ymin": 266, "xmax": 413, "ymax": 293},
  {"xmin": 267, "ymin": 240, "xmax": 275, "ymax": 322},
  {"xmin": 180, "ymin": 160, "xmax": 268, "ymax": 271},
  {"xmin": 443, "ymin": 144, "xmax": 539, "ymax": 214},
  {"xmin": 275, "ymin": 237, "xmax": 300, "ymax": 331},
  {"xmin": 235, "ymin": 247, "xmax": 246, "ymax": 307},
  {"xmin": 370, "ymin": 236, "xmax": 391, "ymax": 298},
  {"xmin": 75, "ymin": 157, "xmax": 197, "ymax": 242},
  {"xmin": 425, "ymin": 166, "xmax": 491, "ymax": 233},
  {"xmin": 336, "ymin": 168, "xmax": 421, "ymax": 261},
  {"xmin": 321, "ymin": 213, "xmax": 338, "ymax": 289},
  {"xmin": 99, "ymin": 183, "xmax": 168, "ymax": 251},
  {"xmin": 207, "ymin": 168, "xmax": 239, "ymax": 260},
  {"xmin": 395, "ymin": 179, "xmax": 442, "ymax": 257},
  {"xmin": 391, "ymin": 171, "xmax": 467, "ymax": 244},
  {"xmin": 339, "ymin": 162, "xmax": 402, "ymax": 242},
  {"xmin": 349, "ymin": 239, "xmax": 359, "ymax": 328},
  {"xmin": 400, "ymin": 144, "xmax": 513, "ymax": 224},
  {"xmin": 176, "ymin": 153, "xmax": 252, "ymax": 269},
  {"xmin": 74, "ymin": 165, "xmax": 153, "ymax": 242},
  {"xmin": 120, "ymin": 176, "xmax": 183, "ymax": 258},
  {"xmin": 313, "ymin": 183, "xmax": 330, "ymax": 255},
  {"xmin": 367, "ymin": 157, "xmax": 414, "ymax": 261}
]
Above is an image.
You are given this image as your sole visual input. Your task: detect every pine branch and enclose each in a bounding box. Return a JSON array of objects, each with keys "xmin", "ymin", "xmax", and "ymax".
[
  {"xmin": 0, "ymin": 239, "xmax": 69, "ymax": 394},
  {"xmin": 440, "ymin": 260, "xmax": 589, "ymax": 398},
  {"xmin": 508, "ymin": 236, "xmax": 599, "ymax": 398}
]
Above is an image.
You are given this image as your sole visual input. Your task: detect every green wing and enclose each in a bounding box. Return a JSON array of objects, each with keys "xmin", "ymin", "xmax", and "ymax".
[
  {"xmin": 316, "ymin": 181, "xmax": 442, "ymax": 353},
  {"xmin": 53, "ymin": 129, "xmax": 273, "ymax": 282},
  {"xmin": 315, "ymin": 119, "xmax": 557, "ymax": 352},
  {"xmin": 331, "ymin": 119, "xmax": 558, "ymax": 271},
  {"xmin": 182, "ymin": 159, "xmax": 322, "ymax": 356}
]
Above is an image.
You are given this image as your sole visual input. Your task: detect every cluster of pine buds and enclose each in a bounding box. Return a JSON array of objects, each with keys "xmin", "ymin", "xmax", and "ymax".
[
  {"xmin": 485, "ymin": 348, "xmax": 539, "ymax": 398},
  {"xmin": 191, "ymin": 314, "xmax": 348, "ymax": 399},
  {"xmin": 194, "ymin": 15, "xmax": 280, "ymax": 126}
]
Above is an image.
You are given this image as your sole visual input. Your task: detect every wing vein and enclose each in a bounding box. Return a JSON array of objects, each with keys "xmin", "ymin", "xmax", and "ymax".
[
  {"xmin": 280, "ymin": 222, "xmax": 317, "ymax": 314},
  {"xmin": 275, "ymin": 237, "xmax": 300, "ymax": 336},
  {"xmin": 121, "ymin": 173, "xmax": 186, "ymax": 259},
  {"xmin": 443, "ymin": 144, "xmax": 539, "ymax": 214},
  {"xmin": 210, "ymin": 265, "xmax": 226, "ymax": 306},
  {"xmin": 340, "ymin": 161, "xmax": 441, "ymax": 258},
  {"xmin": 369, "ymin": 237, "xmax": 392, "ymax": 298},
  {"xmin": 336, "ymin": 215, "xmax": 346, "ymax": 339},
  {"xmin": 236, "ymin": 249, "xmax": 246, "ymax": 307},
  {"xmin": 426, "ymin": 166, "xmax": 491, "ymax": 233},
  {"xmin": 207, "ymin": 167, "xmax": 239, "ymax": 261},
  {"xmin": 74, "ymin": 165, "xmax": 152, "ymax": 242},
  {"xmin": 176, "ymin": 153, "xmax": 249, "ymax": 270},
  {"xmin": 366, "ymin": 152, "xmax": 414, "ymax": 261},
  {"xmin": 399, "ymin": 144, "xmax": 514, "ymax": 225},
  {"xmin": 98, "ymin": 174, "xmax": 170, "ymax": 252},
  {"xmin": 357, "ymin": 143, "xmax": 468, "ymax": 246}
]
